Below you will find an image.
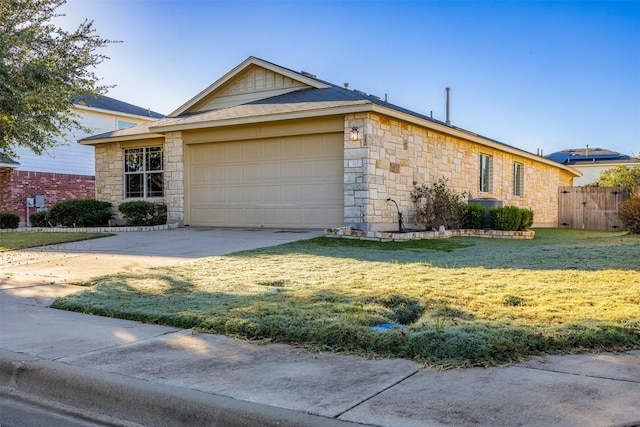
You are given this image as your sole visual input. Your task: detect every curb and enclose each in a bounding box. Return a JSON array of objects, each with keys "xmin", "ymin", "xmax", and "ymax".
[{"xmin": 0, "ymin": 350, "xmax": 366, "ymax": 427}]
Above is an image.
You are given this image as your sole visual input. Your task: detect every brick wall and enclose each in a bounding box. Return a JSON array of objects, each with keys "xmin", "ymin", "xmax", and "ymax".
[
  {"xmin": 4, "ymin": 170, "xmax": 95, "ymax": 223},
  {"xmin": 0, "ymin": 168, "xmax": 12, "ymax": 214}
]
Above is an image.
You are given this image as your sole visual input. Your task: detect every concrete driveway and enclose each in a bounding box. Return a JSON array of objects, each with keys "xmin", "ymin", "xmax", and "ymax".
[{"xmin": 0, "ymin": 227, "xmax": 322, "ymax": 302}]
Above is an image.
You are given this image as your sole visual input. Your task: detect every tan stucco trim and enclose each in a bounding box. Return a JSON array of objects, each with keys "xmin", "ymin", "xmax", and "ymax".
[
  {"xmin": 150, "ymin": 105, "xmax": 370, "ymax": 133},
  {"xmin": 169, "ymin": 57, "xmax": 331, "ymax": 117}
]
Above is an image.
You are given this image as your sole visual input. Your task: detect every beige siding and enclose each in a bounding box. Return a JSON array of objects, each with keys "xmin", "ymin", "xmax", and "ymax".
[{"xmin": 191, "ymin": 65, "xmax": 309, "ymax": 112}]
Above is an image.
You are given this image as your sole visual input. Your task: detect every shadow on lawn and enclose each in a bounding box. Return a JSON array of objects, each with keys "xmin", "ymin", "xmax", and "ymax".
[
  {"xmin": 227, "ymin": 232, "xmax": 640, "ymax": 272},
  {"xmin": 51, "ymin": 272, "xmax": 640, "ymax": 367}
]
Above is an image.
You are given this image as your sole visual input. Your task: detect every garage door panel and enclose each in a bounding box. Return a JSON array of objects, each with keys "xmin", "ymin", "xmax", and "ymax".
[
  {"xmin": 189, "ymin": 133, "xmax": 343, "ymax": 227},
  {"xmin": 281, "ymin": 184, "xmax": 301, "ymax": 202},
  {"xmin": 263, "ymin": 163, "xmax": 281, "ymax": 180},
  {"xmin": 262, "ymin": 185, "xmax": 281, "ymax": 201},
  {"xmin": 226, "ymin": 144, "xmax": 244, "ymax": 161}
]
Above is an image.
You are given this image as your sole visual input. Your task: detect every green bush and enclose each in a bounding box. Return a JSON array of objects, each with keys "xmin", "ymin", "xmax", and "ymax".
[
  {"xmin": 411, "ymin": 179, "xmax": 468, "ymax": 230},
  {"xmin": 118, "ymin": 201, "xmax": 167, "ymax": 226},
  {"xmin": 519, "ymin": 208, "xmax": 534, "ymax": 230},
  {"xmin": 618, "ymin": 197, "xmax": 640, "ymax": 233},
  {"xmin": 0, "ymin": 211, "xmax": 20, "ymax": 229},
  {"xmin": 49, "ymin": 199, "xmax": 113, "ymax": 227},
  {"xmin": 30, "ymin": 210, "xmax": 51, "ymax": 227},
  {"xmin": 489, "ymin": 206, "xmax": 534, "ymax": 231},
  {"xmin": 461, "ymin": 203, "xmax": 485, "ymax": 229},
  {"xmin": 489, "ymin": 206, "xmax": 522, "ymax": 231}
]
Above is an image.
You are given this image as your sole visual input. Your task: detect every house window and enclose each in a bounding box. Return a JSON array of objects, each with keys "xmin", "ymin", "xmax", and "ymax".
[
  {"xmin": 513, "ymin": 162, "xmax": 524, "ymax": 196},
  {"xmin": 479, "ymin": 154, "xmax": 493, "ymax": 193},
  {"xmin": 124, "ymin": 147, "xmax": 164, "ymax": 198}
]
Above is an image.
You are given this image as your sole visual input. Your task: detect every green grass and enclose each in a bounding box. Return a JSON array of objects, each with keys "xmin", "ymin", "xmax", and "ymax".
[
  {"xmin": 51, "ymin": 229, "xmax": 640, "ymax": 367},
  {"xmin": 0, "ymin": 232, "xmax": 111, "ymax": 251}
]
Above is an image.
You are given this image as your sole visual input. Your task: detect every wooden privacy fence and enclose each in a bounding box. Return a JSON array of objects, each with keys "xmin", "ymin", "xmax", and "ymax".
[{"xmin": 558, "ymin": 186, "xmax": 639, "ymax": 231}]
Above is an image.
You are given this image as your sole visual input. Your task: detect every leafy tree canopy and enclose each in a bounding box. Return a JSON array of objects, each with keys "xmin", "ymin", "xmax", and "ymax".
[
  {"xmin": 586, "ymin": 165, "xmax": 640, "ymax": 189},
  {"xmin": 0, "ymin": 0, "xmax": 113, "ymax": 157}
]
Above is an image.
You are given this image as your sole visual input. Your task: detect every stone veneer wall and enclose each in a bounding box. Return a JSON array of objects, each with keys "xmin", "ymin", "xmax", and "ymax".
[
  {"xmin": 344, "ymin": 113, "xmax": 571, "ymax": 231},
  {"xmin": 94, "ymin": 137, "xmax": 172, "ymax": 221},
  {"xmin": 164, "ymin": 132, "xmax": 184, "ymax": 225}
]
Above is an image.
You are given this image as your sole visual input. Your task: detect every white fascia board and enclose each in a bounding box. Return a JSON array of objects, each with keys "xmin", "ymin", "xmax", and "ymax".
[
  {"xmin": 80, "ymin": 133, "xmax": 165, "ymax": 145},
  {"xmin": 168, "ymin": 56, "xmax": 331, "ymax": 118},
  {"xmin": 73, "ymin": 104, "xmax": 159, "ymax": 121},
  {"xmin": 371, "ymin": 105, "xmax": 582, "ymax": 177}
]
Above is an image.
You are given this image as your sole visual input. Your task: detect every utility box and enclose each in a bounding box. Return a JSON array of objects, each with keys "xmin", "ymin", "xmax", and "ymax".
[
  {"xmin": 469, "ymin": 199, "xmax": 503, "ymax": 228},
  {"xmin": 26, "ymin": 198, "xmax": 35, "ymax": 208},
  {"xmin": 35, "ymin": 195, "xmax": 45, "ymax": 212}
]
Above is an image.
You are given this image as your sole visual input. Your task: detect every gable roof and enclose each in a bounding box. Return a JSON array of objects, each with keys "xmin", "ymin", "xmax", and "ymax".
[
  {"xmin": 78, "ymin": 57, "xmax": 580, "ymax": 176},
  {"xmin": 75, "ymin": 94, "xmax": 165, "ymax": 119},
  {"xmin": 546, "ymin": 148, "xmax": 640, "ymax": 166},
  {"xmin": 170, "ymin": 57, "xmax": 331, "ymax": 117}
]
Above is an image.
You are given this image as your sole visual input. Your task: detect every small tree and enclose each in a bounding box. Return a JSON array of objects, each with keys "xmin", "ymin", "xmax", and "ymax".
[
  {"xmin": 587, "ymin": 165, "xmax": 640, "ymax": 191},
  {"xmin": 410, "ymin": 179, "xmax": 467, "ymax": 230},
  {"xmin": 0, "ymin": 0, "xmax": 113, "ymax": 157},
  {"xmin": 618, "ymin": 197, "xmax": 640, "ymax": 234}
]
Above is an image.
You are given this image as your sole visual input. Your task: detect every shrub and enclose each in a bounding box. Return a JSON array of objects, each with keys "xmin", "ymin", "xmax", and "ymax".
[
  {"xmin": 460, "ymin": 203, "xmax": 485, "ymax": 229},
  {"xmin": 49, "ymin": 199, "xmax": 113, "ymax": 227},
  {"xmin": 0, "ymin": 211, "xmax": 20, "ymax": 229},
  {"xmin": 519, "ymin": 208, "xmax": 534, "ymax": 230},
  {"xmin": 489, "ymin": 206, "xmax": 522, "ymax": 231},
  {"xmin": 30, "ymin": 210, "xmax": 51, "ymax": 227},
  {"xmin": 411, "ymin": 179, "xmax": 468, "ymax": 230},
  {"xmin": 619, "ymin": 197, "xmax": 640, "ymax": 234},
  {"xmin": 488, "ymin": 206, "xmax": 535, "ymax": 231},
  {"xmin": 118, "ymin": 201, "xmax": 167, "ymax": 226}
]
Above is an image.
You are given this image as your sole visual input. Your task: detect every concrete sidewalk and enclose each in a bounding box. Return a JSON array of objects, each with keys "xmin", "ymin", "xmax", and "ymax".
[{"xmin": 1, "ymin": 228, "xmax": 639, "ymax": 426}]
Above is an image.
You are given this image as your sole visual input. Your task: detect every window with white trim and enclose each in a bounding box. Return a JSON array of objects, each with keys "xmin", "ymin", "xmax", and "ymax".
[
  {"xmin": 479, "ymin": 154, "xmax": 493, "ymax": 193},
  {"xmin": 513, "ymin": 162, "xmax": 524, "ymax": 196},
  {"xmin": 124, "ymin": 147, "xmax": 164, "ymax": 198}
]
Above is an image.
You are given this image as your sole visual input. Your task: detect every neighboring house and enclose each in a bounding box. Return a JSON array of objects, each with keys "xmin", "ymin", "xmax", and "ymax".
[
  {"xmin": 0, "ymin": 96, "xmax": 164, "ymax": 225},
  {"xmin": 81, "ymin": 57, "xmax": 580, "ymax": 230},
  {"xmin": 546, "ymin": 147, "xmax": 640, "ymax": 186}
]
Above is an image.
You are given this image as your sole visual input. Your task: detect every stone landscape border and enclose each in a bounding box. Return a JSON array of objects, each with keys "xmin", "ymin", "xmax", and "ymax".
[
  {"xmin": 0, "ymin": 223, "xmax": 180, "ymax": 233},
  {"xmin": 325, "ymin": 226, "xmax": 535, "ymax": 241}
]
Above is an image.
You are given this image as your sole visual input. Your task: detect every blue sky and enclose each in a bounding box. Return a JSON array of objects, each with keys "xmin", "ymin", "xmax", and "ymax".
[{"xmin": 58, "ymin": 0, "xmax": 640, "ymax": 157}]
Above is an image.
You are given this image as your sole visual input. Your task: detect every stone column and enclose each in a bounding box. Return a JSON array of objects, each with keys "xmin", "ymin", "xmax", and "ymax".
[{"xmin": 164, "ymin": 132, "xmax": 185, "ymax": 226}]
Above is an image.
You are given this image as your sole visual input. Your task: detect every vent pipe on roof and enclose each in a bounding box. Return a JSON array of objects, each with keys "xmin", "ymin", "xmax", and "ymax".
[
  {"xmin": 344, "ymin": 83, "xmax": 349, "ymax": 89},
  {"xmin": 445, "ymin": 87, "xmax": 451, "ymax": 126}
]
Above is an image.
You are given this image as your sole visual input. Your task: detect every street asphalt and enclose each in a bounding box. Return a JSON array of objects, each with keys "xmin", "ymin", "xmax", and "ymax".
[{"xmin": 1, "ymin": 227, "xmax": 639, "ymax": 426}]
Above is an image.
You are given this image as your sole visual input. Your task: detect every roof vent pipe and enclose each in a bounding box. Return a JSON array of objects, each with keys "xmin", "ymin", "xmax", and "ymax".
[{"xmin": 445, "ymin": 87, "xmax": 451, "ymax": 126}]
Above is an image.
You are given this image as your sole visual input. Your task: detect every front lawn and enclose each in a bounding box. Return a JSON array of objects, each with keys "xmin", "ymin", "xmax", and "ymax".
[
  {"xmin": 51, "ymin": 229, "xmax": 640, "ymax": 367},
  {"xmin": 0, "ymin": 232, "xmax": 111, "ymax": 251}
]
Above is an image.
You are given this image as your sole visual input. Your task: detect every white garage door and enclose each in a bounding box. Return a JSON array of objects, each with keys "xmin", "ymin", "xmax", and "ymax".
[{"xmin": 188, "ymin": 133, "xmax": 344, "ymax": 228}]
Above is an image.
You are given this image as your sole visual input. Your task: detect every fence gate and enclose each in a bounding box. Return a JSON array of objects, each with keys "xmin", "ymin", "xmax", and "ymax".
[{"xmin": 558, "ymin": 186, "xmax": 633, "ymax": 231}]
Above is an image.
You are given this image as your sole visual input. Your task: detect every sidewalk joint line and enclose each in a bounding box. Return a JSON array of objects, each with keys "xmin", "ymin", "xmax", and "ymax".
[
  {"xmin": 332, "ymin": 367, "xmax": 424, "ymax": 419},
  {"xmin": 515, "ymin": 365, "xmax": 640, "ymax": 384}
]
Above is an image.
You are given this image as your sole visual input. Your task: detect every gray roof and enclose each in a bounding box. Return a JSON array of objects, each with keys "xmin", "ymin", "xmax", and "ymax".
[
  {"xmin": 78, "ymin": 58, "xmax": 547, "ymax": 157},
  {"xmin": 0, "ymin": 151, "xmax": 20, "ymax": 168},
  {"xmin": 76, "ymin": 94, "xmax": 165, "ymax": 119}
]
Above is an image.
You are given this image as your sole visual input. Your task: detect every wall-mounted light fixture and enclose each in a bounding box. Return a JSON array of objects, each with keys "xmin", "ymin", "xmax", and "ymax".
[{"xmin": 349, "ymin": 127, "xmax": 359, "ymax": 141}]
